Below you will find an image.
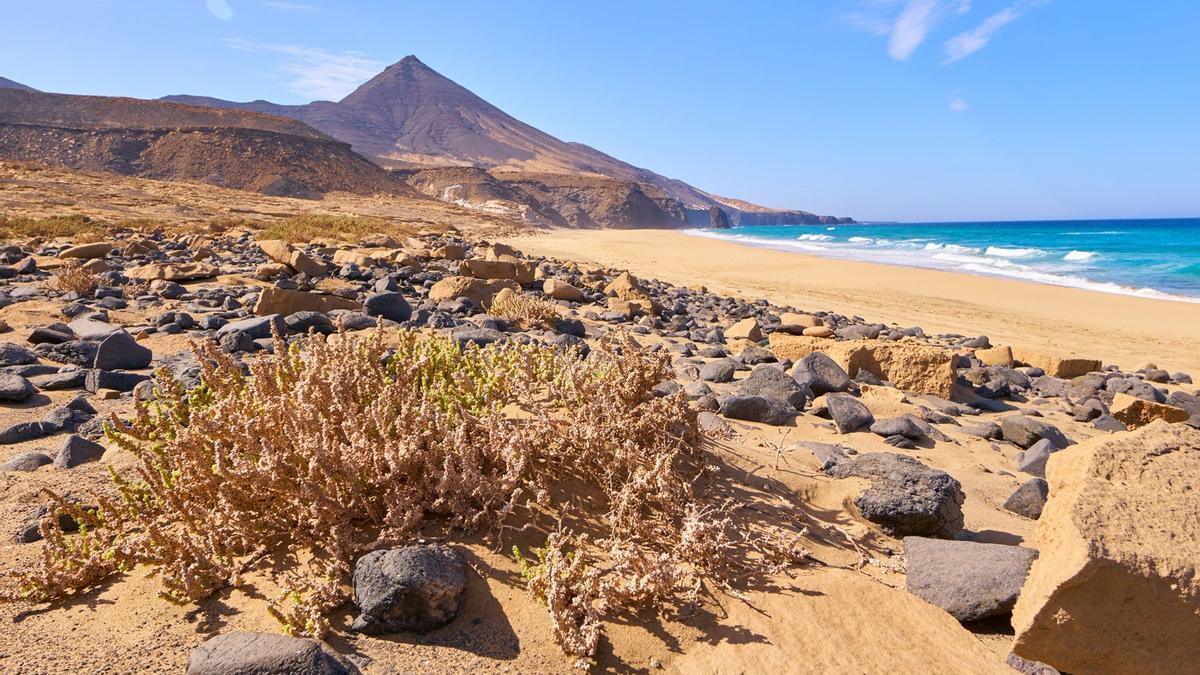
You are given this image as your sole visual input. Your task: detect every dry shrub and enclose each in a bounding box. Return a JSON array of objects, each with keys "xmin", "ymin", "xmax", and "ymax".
[
  {"xmin": 488, "ymin": 291, "xmax": 560, "ymax": 329},
  {"xmin": 256, "ymin": 213, "xmax": 439, "ymax": 244},
  {"xmin": 6, "ymin": 328, "xmax": 808, "ymax": 663},
  {"xmin": 52, "ymin": 261, "xmax": 103, "ymax": 296},
  {"xmin": 0, "ymin": 214, "xmax": 104, "ymax": 240}
]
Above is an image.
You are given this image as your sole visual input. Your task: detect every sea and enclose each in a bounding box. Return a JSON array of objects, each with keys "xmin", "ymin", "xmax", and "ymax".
[{"xmin": 684, "ymin": 218, "xmax": 1200, "ymax": 303}]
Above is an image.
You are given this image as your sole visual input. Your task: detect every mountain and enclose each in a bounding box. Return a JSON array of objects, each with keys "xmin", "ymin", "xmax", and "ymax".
[
  {"xmin": 0, "ymin": 77, "xmax": 38, "ymax": 92},
  {"xmin": 164, "ymin": 56, "xmax": 852, "ymax": 227},
  {"xmin": 0, "ymin": 89, "xmax": 411, "ymax": 199}
]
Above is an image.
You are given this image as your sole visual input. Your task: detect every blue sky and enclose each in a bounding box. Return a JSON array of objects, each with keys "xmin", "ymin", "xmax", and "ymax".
[{"xmin": 2, "ymin": 1, "xmax": 1198, "ymax": 222}]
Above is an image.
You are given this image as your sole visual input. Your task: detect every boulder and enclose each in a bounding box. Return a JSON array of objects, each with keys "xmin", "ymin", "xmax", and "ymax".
[
  {"xmin": 869, "ymin": 416, "xmax": 924, "ymax": 440},
  {"xmin": 350, "ymin": 544, "xmax": 466, "ymax": 634},
  {"xmin": 431, "ymin": 244, "xmax": 467, "ymax": 260},
  {"xmin": 975, "ymin": 345, "xmax": 1014, "ymax": 367},
  {"xmin": 904, "ymin": 536, "xmax": 1038, "ymax": 622},
  {"xmin": 0, "ymin": 451, "xmax": 53, "ymax": 472},
  {"xmin": 770, "ymin": 334, "xmax": 956, "ymax": 398},
  {"xmin": 826, "ymin": 394, "xmax": 874, "ymax": 433},
  {"xmin": 54, "ymin": 434, "xmax": 106, "ymax": 468},
  {"xmin": 790, "ymin": 351, "xmax": 851, "ymax": 396},
  {"xmin": 776, "ymin": 312, "xmax": 822, "ymax": 334},
  {"xmin": 725, "ymin": 318, "xmax": 763, "ymax": 342},
  {"xmin": 258, "ymin": 239, "xmax": 328, "ymax": 277},
  {"xmin": 428, "ymin": 276, "xmax": 518, "ymax": 307},
  {"xmin": 126, "ymin": 262, "xmax": 218, "ymax": 281},
  {"xmin": 0, "ymin": 372, "xmax": 35, "ymax": 402},
  {"xmin": 93, "ymin": 331, "xmax": 152, "ymax": 370},
  {"xmin": 698, "ymin": 358, "xmax": 737, "ymax": 383},
  {"xmin": 736, "ymin": 365, "xmax": 808, "ymax": 409},
  {"xmin": 332, "ymin": 249, "xmax": 378, "ymax": 267},
  {"xmin": 1012, "ymin": 347, "xmax": 1101, "ymax": 379},
  {"xmin": 542, "ymin": 279, "xmax": 585, "ymax": 302},
  {"xmin": 1004, "ymin": 478, "xmax": 1050, "ymax": 519},
  {"xmin": 1012, "ymin": 422, "xmax": 1200, "ymax": 675},
  {"xmin": 1016, "ymin": 438, "xmax": 1058, "ymax": 478},
  {"xmin": 217, "ymin": 315, "xmax": 286, "ymax": 341},
  {"xmin": 718, "ymin": 395, "xmax": 797, "ymax": 426},
  {"xmin": 1000, "ymin": 415, "xmax": 1069, "ymax": 450},
  {"xmin": 1109, "ymin": 392, "xmax": 1190, "ymax": 429},
  {"xmin": 362, "ymin": 292, "xmax": 412, "ymax": 323},
  {"xmin": 253, "ymin": 287, "xmax": 362, "ymax": 317},
  {"xmin": 0, "ymin": 342, "xmax": 39, "ymax": 366},
  {"xmin": 827, "ymin": 453, "xmax": 965, "ymax": 537},
  {"xmin": 460, "ymin": 258, "xmax": 516, "ymax": 281},
  {"xmin": 186, "ymin": 632, "xmax": 351, "ymax": 675},
  {"xmin": 58, "ymin": 242, "xmax": 112, "ymax": 259}
]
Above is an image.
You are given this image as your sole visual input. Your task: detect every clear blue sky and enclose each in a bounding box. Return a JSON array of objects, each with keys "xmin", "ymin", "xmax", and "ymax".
[{"xmin": 3, "ymin": 1, "xmax": 1198, "ymax": 222}]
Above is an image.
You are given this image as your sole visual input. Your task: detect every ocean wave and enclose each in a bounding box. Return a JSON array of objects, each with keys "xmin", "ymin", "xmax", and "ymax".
[
  {"xmin": 985, "ymin": 246, "xmax": 1043, "ymax": 258},
  {"xmin": 797, "ymin": 234, "xmax": 834, "ymax": 241},
  {"xmin": 1058, "ymin": 230, "xmax": 1129, "ymax": 235},
  {"xmin": 847, "ymin": 236, "xmax": 873, "ymax": 243},
  {"xmin": 1063, "ymin": 250, "xmax": 1098, "ymax": 261}
]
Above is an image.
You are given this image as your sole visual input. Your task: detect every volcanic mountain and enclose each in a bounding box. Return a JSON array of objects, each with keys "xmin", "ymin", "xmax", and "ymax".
[
  {"xmin": 0, "ymin": 77, "xmax": 38, "ymax": 92},
  {"xmin": 0, "ymin": 88, "xmax": 409, "ymax": 199},
  {"xmin": 164, "ymin": 56, "xmax": 851, "ymax": 227}
]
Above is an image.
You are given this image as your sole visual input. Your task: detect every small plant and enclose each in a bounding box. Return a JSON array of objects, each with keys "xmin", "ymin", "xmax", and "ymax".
[
  {"xmin": 52, "ymin": 261, "xmax": 103, "ymax": 296},
  {"xmin": 255, "ymin": 213, "xmax": 443, "ymax": 243},
  {"xmin": 0, "ymin": 214, "xmax": 105, "ymax": 239},
  {"xmin": 489, "ymin": 291, "xmax": 561, "ymax": 329}
]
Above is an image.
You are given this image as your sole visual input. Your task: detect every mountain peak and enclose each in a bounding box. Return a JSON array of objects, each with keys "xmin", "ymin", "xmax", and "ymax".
[{"xmin": 0, "ymin": 76, "xmax": 38, "ymax": 92}]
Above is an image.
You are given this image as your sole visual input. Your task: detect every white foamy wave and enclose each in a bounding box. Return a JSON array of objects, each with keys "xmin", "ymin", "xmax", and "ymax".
[
  {"xmin": 1058, "ymin": 230, "xmax": 1128, "ymax": 236},
  {"xmin": 1063, "ymin": 250, "xmax": 1098, "ymax": 261},
  {"xmin": 924, "ymin": 243, "xmax": 981, "ymax": 254},
  {"xmin": 848, "ymin": 236, "xmax": 873, "ymax": 243},
  {"xmin": 985, "ymin": 246, "xmax": 1043, "ymax": 258},
  {"xmin": 797, "ymin": 234, "xmax": 834, "ymax": 241}
]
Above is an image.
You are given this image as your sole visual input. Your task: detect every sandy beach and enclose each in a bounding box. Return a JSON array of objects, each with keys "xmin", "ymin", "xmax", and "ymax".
[{"xmin": 508, "ymin": 228, "xmax": 1200, "ymax": 376}]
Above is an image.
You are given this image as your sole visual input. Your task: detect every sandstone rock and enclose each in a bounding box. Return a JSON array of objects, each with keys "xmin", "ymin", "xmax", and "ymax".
[
  {"xmin": 332, "ymin": 249, "xmax": 378, "ymax": 267},
  {"xmin": 776, "ymin": 312, "xmax": 822, "ymax": 334},
  {"xmin": 186, "ymin": 632, "xmax": 351, "ymax": 675},
  {"xmin": 350, "ymin": 545, "xmax": 466, "ymax": 635},
  {"xmin": 802, "ymin": 326, "xmax": 835, "ymax": 338},
  {"xmin": 1012, "ymin": 422, "xmax": 1200, "ymax": 675},
  {"xmin": 258, "ymin": 239, "xmax": 327, "ymax": 277},
  {"xmin": 770, "ymin": 334, "xmax": 956, "ymax": 398},
  {"xmin": 827, "ymin": 452, "xmax": 965, "ymax": 537},
  {"xmin": 126, "ymin": 262, "xmax": 218, "ymax": 281},
  {"xmin": 904, "ymin": 537, "xmax": 1038, "ymax": 622},
  {"xmin": 603, "ymin": 272, "xmax": 660, "ymax": 314},
  {"xmin": 975, "ymin": 345, "xmax": 1014, "ymax": 367},
  {"xmin": 431, "ymin": 244, "xmax": 467, "ymax": 260},
  {"xmin": 254, "ymin": 262, "xmax": 292, "ymax": 279},
  {"xmin": 1109, "ymin": 392, "xmax": 1190, "ymax": 429},
  {"xmin": 725, "ymin": 318, "xmax": 763, "ymax": 342},
  {"xmin": 542, "ymin": 279, "xmax": 585, "ymax": 302},
  {"xmin": 428, "ymin": 276, "xmax": 517, "ymax": 307},
  {"xmin": 253, "ymin": 287, "xmax": 362, "ymax": 317},
  {"xmin": 460, "ymin": 258, "xmax": 516, "ymax": 280},
  {"xmin": 58, "ymin": 242, "xmax": 112, "ymax": 259},
  {"xmin": 1013, "ymin": 347, "xmax": 1101, "ymax": 379}
]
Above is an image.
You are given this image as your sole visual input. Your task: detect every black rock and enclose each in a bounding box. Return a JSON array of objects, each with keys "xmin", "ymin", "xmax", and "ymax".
[
  {"xmin": 1092, "ymin": 414, "xmax": 1127, "ymax": 432},
  {"xmin": 999, "ymin": 415, "xmax": 1069, "ymax": 450},
  {"xmin": 1004, "ymin": 478, "xmax": 1050, "ymax": 519},
  {"xmin": 903, "ymin": 536, "xmax": 1038, "ymax": 622},
  {"xmin": 0, "ymin": 342, "xmax": 38, "ymax": 366},
  {"xmin": 27, "ymin": 326, "xmax": 74, "ymax": 345},
  {"xmin": 870, "ymin": 416, "xmax": 925, "ymax": 440},
  {"xmin": 1016, "ymin": 438, "xmax": 1058, "ymax": 477},
  {"xmin": 84, "ymin": 369, "xmax": 150, "ymax": 393},
  {"xmin": 216, "ymin": 314, "xmax": 285, "ymax": 340},
  {"xmin": 0, "ymin": 451, "xmax": 53, "ymax": 472},
  {"xmin": 736, "ymin": 365, "xmax": 808, "ymax": 409},
  {"xmin": 93, "ymin": 331, "xmax": 153, "ymax": 370},
  {"xmin": 350, "ymin": 545, "xmax": 466, "ymax": 635},
  {"xmin": 791, "ymin": 352, "xmax": 851, "ymax": 396},
  {"xmin": 828, "ymin": 452, "xmax": 965, "ymax": 537},
  {"xmin": 718, "ymin": 394, "xmax": 797, "ymax": 426},
  {"xmin": 363, "ymin": 292, "xmax": 413, "ymax": 323},
  {"xmin": 0, "ymin": 371, "xmax": 35, "ymax": 402},
  {"xmin": 42, "ymin": 340, "xmax": 100, "ymax": 367},
  {"xmin": 185, "ymin": 632, "xmax": 353, "ymax": 675},
  {"xmin": 285, "ymin": 311, "xmax": 335, "ymax": 335},
  {"xmin": 554, "ymin": 317, "xmax": 586, "ymax": 337},
  {"xmin": 55, "ymin": 434, "xmax": 106, "ymax": 468},
  {"xmin": 826, "ymin": 394, "xmax": 875, "ymax": 433},
  {"xmin": 698, "ymin": 358, "xmax": 737, "ymax": 383},
  {"xmin": 450, "ymin": 326, "xmax": 504, "ymax": 349},
  {"xmin": 0, "ymin": 421, "xmax": 47, "ymax": 445}
]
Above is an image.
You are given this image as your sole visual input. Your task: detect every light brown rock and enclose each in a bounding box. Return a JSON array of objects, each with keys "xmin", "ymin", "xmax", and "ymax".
[
  {"xmin": 254, "ymin": 263, "xmax": 292, "ymax": 279},
  {"xmin": 1012, "ymin": 422, "xmax": 1200, "ymax": 675},
  {"xmin": 803, "ymin": 326, "xmax": 835, "ymax": 338},
  {"xmin": 126, "ymin": 262, "xmax": 219, "ymax": 281},
  {"xmin": 543, "ymin": 279, "xmax": 585, "ymax": 302},
  {"xmin": 777, "ymin": 312, "xmax": 822, "ymax": 334},
  {"xmin": 258, "ymin": 239, "xmax": 327, "ymax": 277},
  {"xmin": 58, "ymin": 242, "xmax": 112, "ymax": 259},
  {"xmin": 725, "ymin": 318, "xmax": 763, "ymax": 342},
  {"xmin": 1109, "ymin": 392, "xmax": 1190, "ymax": 429},
  {"xmin": 332, "ymin": 249, "xmax": 378, "ymax": 267},
  {"xmin": 769, "ymin": 334, "xmax": 956, "ymax": 398},
  {"xmin": 252, "ymin": 286, "xmax": 362, "ymax": 316},
  {"xmin": 431, "ymin": 244, "xmax": 467, "ymax": 260},
  {"xmin": 1013, "ymin": 347, "xmax": 1101, "ymax": 378},
  {"xmin": 975, "ymin": 345, "xmax": 1014, "ymax": 367},
  {"xmin": 80, "ymin": 259, "xmax": 111, "ymax": 273},
  {"xmin": 461, "ymin": 259, "xmax": 517, "ymax": 281},
  {"xmin": 428, "ymin": 276, "xmax": 518, "ymax": 306}
]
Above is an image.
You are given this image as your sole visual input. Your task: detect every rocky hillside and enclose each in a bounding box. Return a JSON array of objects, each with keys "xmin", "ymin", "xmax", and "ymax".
[
  {"xmin": 163, "ymin": 57, "xmax": 852, "ymax": 227},
  {"xmin": 0, "ymin": 89, "xmax": 413, "ymax": 199},
  {"xmin": 0, "ymin": 77, "xmax": 37, "ymax": 92}
]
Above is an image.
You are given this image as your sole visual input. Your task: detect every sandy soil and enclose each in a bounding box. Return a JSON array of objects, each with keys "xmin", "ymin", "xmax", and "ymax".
[{"xmin": 507, "ymin": 228, "xmax": 1200, "ymax": 376}]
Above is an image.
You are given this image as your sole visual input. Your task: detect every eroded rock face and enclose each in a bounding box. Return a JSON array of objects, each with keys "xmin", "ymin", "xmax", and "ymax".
[
  {"xmin": 1012, "ymin": 422, "xmax": 1200, "ymax": 675},
  {"xmin": 769, "ymin": 335, "xmax": 955, "ymax": 398},
  {"xmin": 1109, "ymin": 392, "xmax": 1190, "ymax": 429}
]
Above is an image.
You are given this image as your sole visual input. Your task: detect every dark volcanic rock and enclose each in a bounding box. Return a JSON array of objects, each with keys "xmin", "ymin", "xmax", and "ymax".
[
  {"xmin": 828, "ymin": 453, "xmax": 965, "ymax": 537},
  {"xmin": 93, "ymin": 331, "xmax": 153, "ymax": 370},
  {"xmin": 350, "ymin": 544, "xmax": 466, "ymax": 635},
  {"xmin": 1000, "ymin": 415, "xmax": 1069, "ymax": 450},
  {"xmin": 0, "ymin": 342, "xmax": 38, "ymax": 366},
  {"xmin": 186, "ymin": 631, "xmax": 353, "ymax": 675},
  {"xmin": 718, "ymin": 395, "xmax": 797, "ymax": 426},
  {"xmin": 826, "ymin": 394, "xmax": 875, "ymax": 433},
  {"xmin": 791, "ymin": 351, "xmax": 851, "ymax": 396},
  {"xmin": 698, "ymin": 358, "xmax": 737, "ymax": 383},
  {"xmin": 54, "ymin": 434, "xmax": 106, "ymax": 468},
  {"xmin": 1004, "ymin": 478, "xmax": 1050, "ymax": 519},
  {"xmin": 0, "ymin": 451, "xmax": 53, "ymax": 471},
  {"xmin": 363, "ymin": 292, "xmax": 413, "ymax": 323},
  {"xmin": 736, "ymin": 365, "xmax": 808, "ymax": 409},
  {"xmin": 0, "ymin": 371, "xmax": 35, "ymax": 402},
  {"xmin": 903, "ymin": 536, "xmax": 1038, "ymax": 622}
]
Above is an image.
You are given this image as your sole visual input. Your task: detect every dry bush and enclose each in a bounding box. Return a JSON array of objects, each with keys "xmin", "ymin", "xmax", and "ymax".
[
  {"xmin": 489, "ymin": 291, "xmax": 560, "ymax": 329},
  {"xmin": 52, "ymin": 261, "xmax": 103, "ymax": 296},
  {"xmin": 256, "ymin": 213, "xmax": 440, "ymax": 244},
  {"xmin": 6, "ymin": 328, "xmax": 808, "ymax": 663},
  {"xmin": 0, "ymin": 214, "xmax": 105, "ymax": 240}
]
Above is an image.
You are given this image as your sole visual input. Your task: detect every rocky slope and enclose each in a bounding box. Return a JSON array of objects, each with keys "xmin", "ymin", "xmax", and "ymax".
[
  {"xmin": 0, "ymin": 89, "xmax": 414, "ymax": 200},
  {"xmin": 0, "ymin": 77, "xmax": 36, "ymax": 92},
  {"xmin": 163, "ymin": 57, "xmax": 852, "ymax": 228}
]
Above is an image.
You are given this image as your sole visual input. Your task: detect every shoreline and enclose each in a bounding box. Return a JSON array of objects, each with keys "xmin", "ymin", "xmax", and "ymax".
[{"xmin": 505, "ymin": 228, "xmax": 1200, "ymax": 376}]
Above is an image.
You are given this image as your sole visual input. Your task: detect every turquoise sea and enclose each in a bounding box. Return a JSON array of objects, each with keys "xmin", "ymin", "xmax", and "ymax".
[{"xmin": 686, "ymin": 218, "xmax": 1200, "ymax": 302}]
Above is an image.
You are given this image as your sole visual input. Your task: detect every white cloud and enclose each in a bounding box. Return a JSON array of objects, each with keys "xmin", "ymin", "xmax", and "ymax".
[
  {"xmin": 841, "ymin": 0, "xmax": 977, "ymax": 61},
  {"xmin": 943, "ymin": 0, "xmax": 1049, "ymax": 63},
  {"xmin": 949, "ymin": 95, "xmax": 970, "ymax": 112},
  {"xmin": 261, "ymin": 1, "xmax": 329, "ymax": 13},
  {"xmin": 220, "ymin": 38, "xmax": 383, "ymax": 100},
  {"xmin": 206, "ymin": 0, "xmax": 234, "ymax": 20},
  {"xmin": 888, "ymin": 0, "xmax": 941, "ymax": 60}
]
